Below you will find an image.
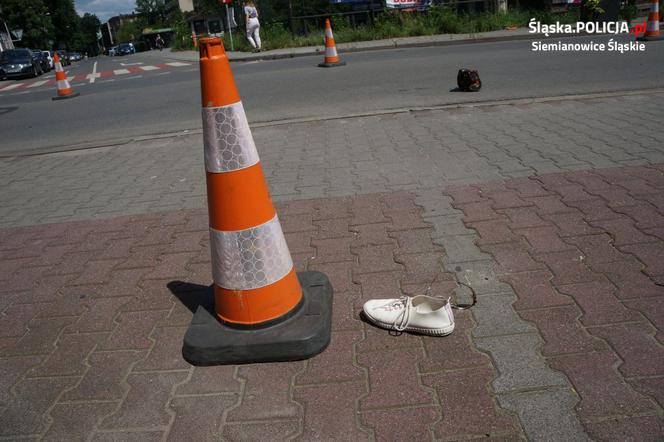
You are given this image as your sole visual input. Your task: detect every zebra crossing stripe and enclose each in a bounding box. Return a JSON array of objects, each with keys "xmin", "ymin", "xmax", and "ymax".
[
  {"xmin": 27, "ymin": 80, "xmax": 50, "ymax": 88},
  {"xmin": 0, "ymin": 83, "xmax": 24, "ymax": 91}
]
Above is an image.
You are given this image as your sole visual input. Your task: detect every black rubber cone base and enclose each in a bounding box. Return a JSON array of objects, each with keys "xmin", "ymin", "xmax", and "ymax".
[
  {"xmin": 182, "ymin": 271, "xmax": 333, "ymax": 366},
  {"xmin": 318, "ymin": 61, "xmax": 346, "ymax": 68},
  {"xmin": 52, "ymin": 92, "xmax": 80, "ymax": 101}
]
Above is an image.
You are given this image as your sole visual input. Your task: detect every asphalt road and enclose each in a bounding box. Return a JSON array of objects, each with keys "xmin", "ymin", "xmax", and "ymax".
[{"xmin": 1, "ymin": 34, "xmax": 662, "ymax": 156}]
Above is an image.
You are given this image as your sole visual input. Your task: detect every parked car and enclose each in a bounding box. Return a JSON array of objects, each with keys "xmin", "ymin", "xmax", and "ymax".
[
  {"xmin": 69, "ymin": 52, "xmax": 83, "ymax": 62},
  {"xmin": 42, "ymin": 50, "xmax": 54, "ymax": 69},
  {"xmin": 32, "ymin": 50, "xmax": 50, "ymax": 73},
  {"xmin": 0, "ymin": 48, "xmax": 42, "ymax": 79},
  {"xmin": 117, "ymin": 43, "xmax": 135, "ymax": 55},
  {"xmin": 108, "ymin": 46, "xmax": 118, "ymax": 56}
]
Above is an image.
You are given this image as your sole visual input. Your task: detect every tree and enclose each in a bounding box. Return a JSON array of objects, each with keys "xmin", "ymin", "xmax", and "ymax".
[
  {"xmin": 135, "ymin": 0, "xmax": 172, "ymax": 26},
  {"xmin": 2, "ymin": 0, "xmax": 54, "ymax": 48},
  {"xmin": 117, "ymin": 20, "xmax": 142, "ymax": 43},
  {"xmin": 77, "ymin": 13, "xmax": 101, "ymax": 54},
  {"xmin": 43, "ymin": 0, "xmax": 80, "ymax": 49}
]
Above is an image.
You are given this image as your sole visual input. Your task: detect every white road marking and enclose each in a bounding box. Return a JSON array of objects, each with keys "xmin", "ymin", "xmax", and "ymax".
[
  {"xmin": 140, "ymin": 65, "xmax": 159, "ymax": 71},
  {"xmin": 120, "ymin": 62, "xmax": 143, "ymax": 66},
  {"xmin": 113, "ymin": 69, "xmax": 130, "ymax": 75},
  {"xmin": 0, "ymin": 83, "xmax": 24, "ymax": 91},
  {"xmin": 165, "ymin": 62, "xmax": 189, "ymax": 67},
  {"xmin": 27, "ymin": 80, "xmax": 49, "ymax": 88},
  {"xmin": 155, "ymin": 71, "xmax": 171, "ymax": 76},
  {"xmin": 98, "ymin": 79, "xmax": 116, "ymax": 83},
  {"xmin": 119, "ymin": 75, "xmax": 143, "ymax": 80},
  {"xmin": 88, "ymin": 61, "xmax": 100, "ymax": 84}
]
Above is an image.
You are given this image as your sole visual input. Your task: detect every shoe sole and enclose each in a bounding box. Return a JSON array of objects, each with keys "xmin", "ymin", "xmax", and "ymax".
[{"xmin": 364, "ymin": 314, "xmax": 454, "ymax": 336}]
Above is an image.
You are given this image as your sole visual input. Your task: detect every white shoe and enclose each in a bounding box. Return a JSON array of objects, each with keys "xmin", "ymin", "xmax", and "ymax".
[{"xmin": 362, "ymin": 295, "xmax": 455, "ymax": 336}]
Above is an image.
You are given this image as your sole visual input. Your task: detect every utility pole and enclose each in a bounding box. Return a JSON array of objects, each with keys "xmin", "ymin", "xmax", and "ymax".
[
  {"xmin": 225, "ymin": 3, "xmax": 233, "ymax": 51},
  {"xmin": 288, "ymin": 0, "xmax": 295, "ymax": 36},
  {"xmin": 107, "ymin": 22, "xmax": 113, "ymax": 45}
]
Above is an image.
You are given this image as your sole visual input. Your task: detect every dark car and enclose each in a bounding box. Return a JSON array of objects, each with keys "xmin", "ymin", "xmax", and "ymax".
[
  {"xmin": 117, "ymin": 43, "xmax": 135, "ymax": 55},
  {"xmin": 32, "ymin": 50, "xmax": 50, "ymax": 73},
  {"xmin": 0, "ymin": 49, "xmax": 42, "ymax": 79},
  {"xmin": 69, "ymin": 52, "xmax": 83, "ymax": 61}
]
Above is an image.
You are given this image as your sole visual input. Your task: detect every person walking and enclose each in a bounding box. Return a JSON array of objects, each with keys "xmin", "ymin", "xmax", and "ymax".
[
  {"xmin": 155, "ymin": 34, "xmax": 165, "ymax": 51},
  {"xmin": 244, "ymin": 1, "xmax": 262, "ymax": 52}
]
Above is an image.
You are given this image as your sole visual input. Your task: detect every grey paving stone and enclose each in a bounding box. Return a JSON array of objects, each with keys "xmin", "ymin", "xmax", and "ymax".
[
  {"xmin": 424, "ymin": 215, "xmax": 469, "ymax": 237},
  {"xmin": 1, "ymin": 94, "xmax": 663, "ymax": 233},
  {"xmin": 498, "ymin": 389, "xmax": 589, "ymax": 442},
  {"xmin": 475, "ymin": 333, "xmax": 569, "ymax": 393},
  {"xmin": 437, "ymin": 235, "xmax": 489, "ymax": 264},
  {"xmin": 446, "ymin": 259, "xmax": 512, "ymax": 295},
  {"xmin": 471, "ymin": 293, "xmax": 536, "ymax": 338}
]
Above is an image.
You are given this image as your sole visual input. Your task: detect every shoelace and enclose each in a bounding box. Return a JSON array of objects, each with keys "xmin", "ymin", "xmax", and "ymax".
[{"xmin": 392, "ymin": 297, "xmax": 413, "ymax": 332}]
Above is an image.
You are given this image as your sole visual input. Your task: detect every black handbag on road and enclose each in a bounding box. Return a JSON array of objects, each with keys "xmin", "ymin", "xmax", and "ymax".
[{"xmin": 457, "ymin": 69, "xmax": 482, "ymax": 92}]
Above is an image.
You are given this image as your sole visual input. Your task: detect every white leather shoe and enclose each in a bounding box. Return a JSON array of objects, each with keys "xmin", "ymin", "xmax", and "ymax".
[{"xmin": 362, "ymin": 295, "xmax": 455, "ymax": 336}]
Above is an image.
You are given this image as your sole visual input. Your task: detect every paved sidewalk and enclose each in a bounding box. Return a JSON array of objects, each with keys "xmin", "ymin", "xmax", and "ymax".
[
  {"xmin": 142, "ymin": 28, "xmax": 535, "ymax": 63},
  {"xmin": 1, "ymin": 92, "xmax": 664, "ymax": 440},
  {"xmin": 139, "ymin": 18, "xmax": 658, "ymax": 64}
]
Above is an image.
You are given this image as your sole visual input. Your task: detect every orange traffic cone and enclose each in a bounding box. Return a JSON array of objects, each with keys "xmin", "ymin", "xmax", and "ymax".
[
  {"xmin": 318, "ymin": 19, "xmax": 346, "ymax": 68},
  {"xmin": 192, "ymin": 31, "xmax": 198, "ymax": 48},
  {"xmin": 51, "ymin": 53, "xmax": 79, "ymax": 100},
  {"xmin": 639, "ymin": 0, "xmax": 662, "ymax": 40},
  {"xmin": 182, "ymin": 37, "xmax": 333, "ymax": 366}
]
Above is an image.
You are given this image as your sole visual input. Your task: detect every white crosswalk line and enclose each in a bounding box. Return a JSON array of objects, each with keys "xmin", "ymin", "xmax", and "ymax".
[
  {"xmin": 113, "ymin": 69, "xmax": 130, "ymax": 75},
  {"xmin": 0, "ymin": 83, "xmax": 24, "ymax": 91},
  {"xmin": 27, "ymin": 80, "xmax": 50, "ymax": 88},
  {"xmin": 165, "ymin": 62, "xmax": 189, "ymax": 67},
  {"xmin": 140, "ymin": 65, "xmax": 160, "ymax": 71},
  {"xmin": 88, "ymin": 61, "xmax": 99, "ymax": 84}
]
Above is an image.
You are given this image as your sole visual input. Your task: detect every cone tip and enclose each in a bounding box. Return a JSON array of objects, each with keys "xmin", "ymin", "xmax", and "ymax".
[{"xmin": 199, "ymin": 37, "xmax": 227, "ymax": 60}]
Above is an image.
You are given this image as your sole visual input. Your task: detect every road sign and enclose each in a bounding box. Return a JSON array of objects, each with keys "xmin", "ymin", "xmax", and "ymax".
[{"xmin": 11, "ymin": 28, "xmax": 23, "ymax": 41}]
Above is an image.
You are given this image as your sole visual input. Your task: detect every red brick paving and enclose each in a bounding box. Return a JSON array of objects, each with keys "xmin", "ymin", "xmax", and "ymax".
[
  {"xmin": 3, "ymin": 164, "xmax": 663, "ymax": 439},
  {"xmin": 451, "ymin": 164, "xmax": 664, "ymax": 440},
  {"xmin": 0, "ymin": 192, "xmax": 518, "ymax": 440}
]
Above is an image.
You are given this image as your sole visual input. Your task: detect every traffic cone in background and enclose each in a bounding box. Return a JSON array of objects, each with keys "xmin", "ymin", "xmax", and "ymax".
[
  {"xmin": 639, "ymin": 0, "xmax": 662, "ymax": 40},
  {"xmin": 192, "ymin": 31, "xmax": 198, "ymax": 48},
  {"xmin": 51, "ymin": 53, "xmax": 79, "ymax": 101},
  {"xmin": 318, "ymin": 19, "xmax": 346, "ymax": 68},
  {"xmin": 182, "ymin": 37, "xmax": 333, "ymax": 366}
]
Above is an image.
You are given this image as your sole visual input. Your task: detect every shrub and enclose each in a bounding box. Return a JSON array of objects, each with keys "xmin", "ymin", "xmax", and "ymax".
[{"xmin": 176, "ymin": 7, "xmax": 580, "ymax": 52}]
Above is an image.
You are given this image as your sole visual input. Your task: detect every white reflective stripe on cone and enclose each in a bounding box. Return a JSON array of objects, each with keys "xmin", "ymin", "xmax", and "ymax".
[
  {"xmin": 325, "ymin": 27, "xmax": 333, "ymax": 39},
  {"xmin": 57, "ymin": 80, "xmax": 70, "ymax": 89},
  {"xmin": 326, "ymin": 46, "xmax": 338, "ymax": 58},
  {"xmin": 54, "ymin": 62, "xmax": 63, "ymax": 72},
  {"xmin": 210, "ymin": 215, "xmax": 294, "ymax": 291},
  {"xmin": 202, "ymin": 101, "xmax": 260, "ymax": 173},
  {"xmin": 646, "ymin": 21, "xmax": 659, "ymax": 31}
]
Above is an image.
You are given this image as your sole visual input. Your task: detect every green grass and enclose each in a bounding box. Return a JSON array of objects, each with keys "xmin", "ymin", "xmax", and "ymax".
[{"xmin": 174, "ymin": 6, "xmax": 580, "ymax": 52}]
